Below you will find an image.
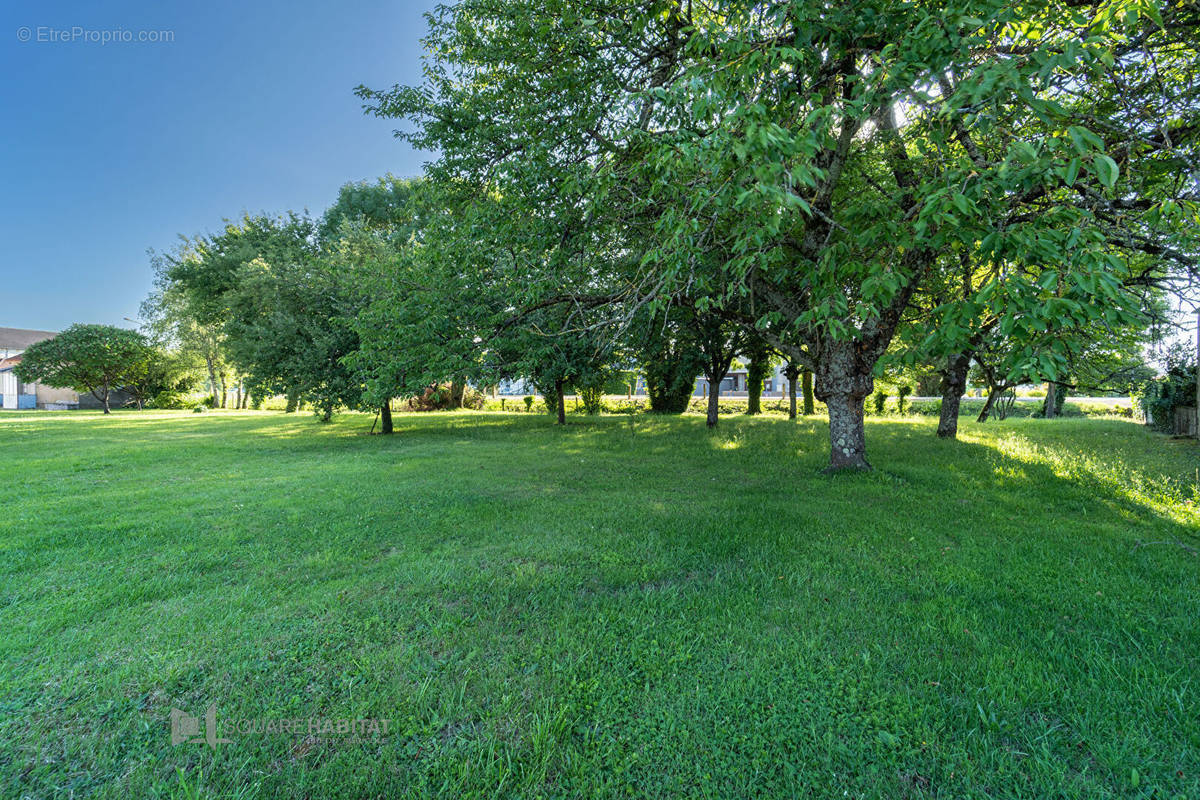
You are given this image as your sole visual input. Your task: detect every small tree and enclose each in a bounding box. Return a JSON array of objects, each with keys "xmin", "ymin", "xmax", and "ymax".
[
  {"xmin": 745, "ymin": 335, "xmax": 776, "ymax": 416},
  {"xmin": 14, "ymin": 324, "xmax": 148, "ymax": 413},
  {"xmin": 635, "ymin": 308, "xmax": 704, "ymax": 415},
  {"xmin": 124, "ymin": 348, "xmax": 195, "ymax": 410},
  {"xmin": 695, "ymin": 312, "xmax": 747, "ymax": 429}
]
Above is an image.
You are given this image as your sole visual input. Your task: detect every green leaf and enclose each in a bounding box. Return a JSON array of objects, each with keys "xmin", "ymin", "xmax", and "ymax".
[
  {"xmin": 1092, "ymin": 155, "xmax": 1119, "ymax": 188},
  {"xmin": 1063, "ymin": 158, "xmax": 1081, "ymax": 187},
  {"xmin": 1068, "ymin": 125, "xmax": 1104, "ymax": 154}
]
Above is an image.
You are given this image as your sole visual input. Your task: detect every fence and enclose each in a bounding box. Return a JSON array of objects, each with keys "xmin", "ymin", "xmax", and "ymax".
[{"xmin": 1173, "ymin": 406, "xmax": 1198, "ymax": 437}]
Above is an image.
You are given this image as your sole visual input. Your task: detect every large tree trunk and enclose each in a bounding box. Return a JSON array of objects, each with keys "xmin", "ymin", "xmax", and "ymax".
[
  {"xmin": 1042, "ymin": 382, "xmax": 1066, "ymax": 418},
  {"xmin": 285, "ymin": 388, "xmax": 300, "ymax": 414},
  {"xmin": 449, "ymin": 378, "xmax": 466, "ymax": 409},
  {"xmin": 101, "ymin": 384, "xmax": 111, "ymax": 415},
  {"xmin": 802, "ymin": 370, "xmax": 815, "ymax": 415},
  {"xmin": 380, "ymin": 400, "xmax": 393, "ymax": 435},
  {"xmin": 977, "ymin": 388, "xmax": 1000, "ymax": 422},
  {"xmin": 1042, "ymin": 382, "xmax": 1057, "ymax": 419},
  {"xmin": 706, "ymin": 379, "xmax": 720, "ymax": 428},
  {"xmin": 824, "ymin": 393, "xmax": 869, "ymax": 470},
  {"xmin": 218, "ymin": 372, "xmax": 228, "ymax": 409},
  {"xmin": 814, "ymin": 342, "xmax": 872, "ymax": 470},
  {"xmin": 936, "ymin": 353, "xmax": 971, "ymax": 439},
  {"xmin": 554, "ymin": 379, "xmax": 566, "ymax": 425}
]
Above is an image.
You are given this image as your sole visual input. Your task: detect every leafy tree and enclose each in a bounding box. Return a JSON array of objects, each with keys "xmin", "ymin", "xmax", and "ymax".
[
  {"xmin": 632, "ymin": 308, "xmax": 705, "ymax": 414},
  {"xmin": 319, "ymin": 175, "xmax": 426, "ymax": 242},
  {"xmin": 346, "ymin": 184, "xmax": 503, "ymax": 429},
  {"xmin": 122, "ymin": 348, "xmax": 196, "ymax": 410},
  {"xmin": 226, "ymin": 254, "xmax": 362, "ymax": 422},
  {"xmin": 1140, "ymin": 342, "xmax": 1197, "ymax": 431},
  {"xmin": 14, "ymin": 324, "xmax": 147, "ymax": 413},
  {"xmin": 363, "ymin": 0, "xmax": 1198, "ymax": 470},
  {"xmin": 319, "ymin": 177, "xmax": 428, "ymax": 431},
  {"xmin": 694, "ymin": 310, "xmax": 747, "ymax": 429},
  {"xmin": 141, "ymin": 253, "xmax": 231, "ymax": 409},
  {"xmin": 164, "ymin": 213, "xmax": 319, "ymax": 409},
  {"xmin": 499, "ymin": 301, "xmax": 620, "ymax": 425},
  {"xmin": 744, "ymin": 334, "xmax": 775, "ymax": 416}
]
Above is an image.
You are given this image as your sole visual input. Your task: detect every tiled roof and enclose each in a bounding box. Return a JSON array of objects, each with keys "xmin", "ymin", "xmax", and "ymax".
[{"xmin": 0, "ymin": 327, "xmax": 57, "ymax": 352}]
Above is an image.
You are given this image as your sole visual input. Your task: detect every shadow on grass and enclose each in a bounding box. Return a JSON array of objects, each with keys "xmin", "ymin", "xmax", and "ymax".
[{"xmin": 2, "ymin": 410, "xmax": 1199, "ymax": 798}]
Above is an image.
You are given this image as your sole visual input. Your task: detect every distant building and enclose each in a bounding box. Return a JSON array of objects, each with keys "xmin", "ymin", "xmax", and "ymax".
[
  {"xmin": 497, "ymin": 360, "xmax": 794, "ymax": 399},
  {"xmin": 693, "ymin": 362, "xmax": 791, "ymax": 398},
  {"xmin": 0, "ymin": 327, "xmax": 105, "ymax": 410},
  {"xmin": 496, "ymin": 377, "xmax": 535, "ymax": 396}
]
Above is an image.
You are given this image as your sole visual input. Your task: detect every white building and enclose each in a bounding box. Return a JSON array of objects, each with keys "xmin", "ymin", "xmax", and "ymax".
[{"xmin": 0, "ymin": 327, "xmax": 90, "ymax": 410}]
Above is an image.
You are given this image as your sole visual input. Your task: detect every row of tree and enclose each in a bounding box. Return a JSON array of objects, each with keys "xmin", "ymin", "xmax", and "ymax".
[{"xmin": 113, "ymin": 1, "xmax": 1199, "ymax": 469}]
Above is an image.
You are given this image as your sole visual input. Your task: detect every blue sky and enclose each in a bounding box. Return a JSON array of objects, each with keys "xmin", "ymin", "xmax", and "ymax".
[{"xmin": 1, "ymin": 0, "xmax": 437, "ymax": 331}]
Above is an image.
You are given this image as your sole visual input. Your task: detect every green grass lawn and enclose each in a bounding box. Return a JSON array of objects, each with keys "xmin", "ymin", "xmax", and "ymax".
[{"xmin": 1, "ymin": 410, "xmax": 1197, "ymax": 799}]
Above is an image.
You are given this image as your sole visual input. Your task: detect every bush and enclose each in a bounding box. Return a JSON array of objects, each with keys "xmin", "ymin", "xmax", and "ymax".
[
  {"xmin": 907, "ymin": 398, "xmax": 1132, "ymax": 419},
  {"xmin": 872, "ymin": 390, "xmax": 888, "ymax": 415},
  {"xmin": 523, "ymin": 396, "xmax": 534, "ymax": 412},
  {"xmin": 579, "ymin": 383, "xmax": 605, "ymax": 415},
  {"xmin": 403, "ymin": 383, "xmax": 487, "ymax": 411},
  {"xmin": 192, "ymin": 405, "xmax": 207, "ymax": 413},
  {"xmin": 1138, "ymin": 346, "xmax": 1195, "ymax": 432},
  {"xmin": 606, "ymin": 398, "xmax": 647, "ymax": 415},
  {"xmin": 461, "ymin": 387, "xmax": 486, "ymax": 410},
  {"xmin": 686, "ymin": 396, "xmax": 789, "ymax": 416},
  {"xmin": 897, "ymin": 384, "xmax": 913, "ymax": 414},
  {"xmin": 148, "ymin": 390, "xmax": 190, "ymax": 410},
  {"xmin": 406, "ymin": 384, "xmax": 453, "ymax": 411}
]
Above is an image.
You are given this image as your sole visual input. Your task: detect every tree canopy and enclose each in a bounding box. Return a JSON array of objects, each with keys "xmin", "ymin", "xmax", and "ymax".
[
  {"xmin": 14, "ymin": 324, "xmax": 150, "ymax": 413},
  {"xmin": 117, "ymin": 1, "xmax": 1200, "ymax": 468},
  {"xmin": 357, "ymin": 0, "xmax": 1198, "ymax": 468}
]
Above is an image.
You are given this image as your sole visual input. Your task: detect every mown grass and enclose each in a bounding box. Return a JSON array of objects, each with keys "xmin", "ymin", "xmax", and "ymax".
[{"xmin": 0, "ymin": 409, "xmax": 1197, "ymax": 799}]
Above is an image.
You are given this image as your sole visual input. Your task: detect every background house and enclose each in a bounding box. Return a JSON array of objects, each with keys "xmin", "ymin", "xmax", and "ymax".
[
  {"xmin": 0, "ymin": 327, "xmax": 98, "ymax": 410},
  {"xmin": 693, "ymin": 362, "xmax": 790, "ymax": 398},
  {"xmin": 496, "ymin": 360, "xmax": 795, "ymax": 400}
]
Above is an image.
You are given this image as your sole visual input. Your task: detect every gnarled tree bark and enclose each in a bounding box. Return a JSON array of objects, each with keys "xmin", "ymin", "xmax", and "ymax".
[
  {"xmin": 977, "ymin": 387, "xmax": 1000, "ymax": 422},
  {"xmin": 814, "ymin": 341, "xmax": 873, "ymax": 470},
  {"xmin": 936, "ymin": 352, "xmax": 971, "ymax": 439}
]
